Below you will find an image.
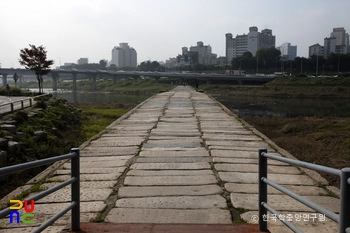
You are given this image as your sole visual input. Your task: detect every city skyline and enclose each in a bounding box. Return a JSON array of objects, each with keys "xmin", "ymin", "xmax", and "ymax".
[{"xmin": 1, "ymin": 0, "xmax": 350, "ymax": 68}]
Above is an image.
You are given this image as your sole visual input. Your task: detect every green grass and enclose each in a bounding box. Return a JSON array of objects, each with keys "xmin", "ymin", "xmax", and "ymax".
[{"xmin": 75, "ymin": 104, "xmax": 129, "ymax": 139}]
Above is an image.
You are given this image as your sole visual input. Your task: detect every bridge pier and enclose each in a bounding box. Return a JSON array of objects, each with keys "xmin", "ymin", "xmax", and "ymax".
[
  {"xmin": 18, "ymin": 75, "xmax": 23, "ymax": 88},
  {"xmin": 1, "ymin": 74, "xmax": 8, "ymax": 87},
  {"xmin": 52, "ymin": 73, "xmax": 59, "ymax": 91},
  {"xmin": 112, "ymin": 76, "xmax": 117, "ymax": 85},
  {"xmin": 72, "ymin": 72, "xmax": 77, "ymax": 91},
  {"xmin": 206, "ymin": 79, "xmax": 211, "ymax": 85},
  {"xmin": 92, "ymin": 74, "xmax": 97, "ymax": 90}
]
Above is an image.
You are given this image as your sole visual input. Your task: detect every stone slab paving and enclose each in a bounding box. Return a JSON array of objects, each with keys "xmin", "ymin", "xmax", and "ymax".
[
  {"xmin": 127, "ymin": 170, "xmax": 214, "ymax": 176},
  {"xmin": 130, "ymin": 162, "xmax": 211, "ymax": 170},
  {"xmin": 135, "ymin": 157, "xmax": 212, "ymax": 163},
  {"xmin": 231, "ymin": 193, "xmax": 339, "ymax": 212},
  {"xmin": 107, "ymin": 208, "xmax": 232, "ymax": 224},
  {"xmin": 225, "ymin": 183, "xmax": 328, "ymax": 195},
  {"xmin": 215, "ymin": 164, "xmax": 301, "ymax": 174},
  {"xmin": 0, "ymin": 86, "xmax": 341, "ymax": 233},
  {"xmin": 124, "ymin": 175, "xmax": 218, "ymax": 186},
  {"xmin": 139, "ymin": 149, "xmax": 209, "ymax": 157},
  {"xmin": 115, "ymin": 195, "xmax": 227, "ymax": 209},
  {"xmin": 219, "ymin": 172, "xmax": 315, "ymax": 185},
  {"xmin": 118, "ymin": 185, "xmax": 223, "ymax": 197}
]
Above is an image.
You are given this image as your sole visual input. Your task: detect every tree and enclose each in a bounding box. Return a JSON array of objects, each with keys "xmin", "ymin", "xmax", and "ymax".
[
  {"xmin": 256, "ymin": 47, "xmax": 281, "ymax": 69},
  {"xmin": 99, "ymin": 60, "xmax": 107, "ymax": 69},
  {"xmin": 19, "ymin": 44, "xmax": 54, "ymax": 93},
  {"xmin": 13, "ymin": 73, "xmax": 18, "ymax": 88}
]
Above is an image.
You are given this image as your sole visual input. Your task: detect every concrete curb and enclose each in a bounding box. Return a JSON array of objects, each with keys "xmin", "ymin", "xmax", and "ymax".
[{"xmin": 206, "ymin": 94, "xmax": 340, "ymax": 196}]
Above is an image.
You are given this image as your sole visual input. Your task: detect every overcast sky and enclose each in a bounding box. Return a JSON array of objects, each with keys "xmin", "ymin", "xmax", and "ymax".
[{"xmin": 1, "ymin": 0, "xmax": 349, "ymax": 68}]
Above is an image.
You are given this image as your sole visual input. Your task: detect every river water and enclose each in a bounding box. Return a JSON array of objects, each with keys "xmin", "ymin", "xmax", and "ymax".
[
  {"xmin": 42, "ymin": 89, "xmax": 350, "ymax": 118},
  {"xmin": 40, "ymin": 89, "xmax": 151, "ymax": 104},
  {"xmin": 216, "ymin": 95, "xmax": 350, "ymax": 118}
]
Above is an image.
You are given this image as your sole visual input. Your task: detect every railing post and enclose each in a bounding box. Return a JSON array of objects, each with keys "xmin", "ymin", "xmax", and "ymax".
[
  {"xmin": 21, "ymin": 100, "xmax": 24, "ymax": 109},
  {"xmin": 10, "ymin": 103, "xmax": 14, "ymax": 112},
  {"xmin": 71, "ymin": 148, "xmax": 80, "ymax": 231},
  {"xmin": 29, "ymin": 99, "xmax": 32, "ymax": 106},
  {"xmin": 259, "ymin": 148, "xmax": 268, "ymax": 231},
  {"xmin": 339, "ymin": 168, "xmax": 350, "ymax": 233}
]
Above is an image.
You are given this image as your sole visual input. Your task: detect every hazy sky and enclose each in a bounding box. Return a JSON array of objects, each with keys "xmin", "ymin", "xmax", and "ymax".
[{"xmin": 1, "ymin": 0, "xmax": 349, "ymax": 68}]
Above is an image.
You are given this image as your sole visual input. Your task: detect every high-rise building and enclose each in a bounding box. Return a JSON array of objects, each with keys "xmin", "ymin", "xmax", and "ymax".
[
  {"xmin": 110, "ymin": 43, "xmax": 137, "ymax": 68},
  {"xmin": 309, "ymin": 43, "xmax": 324, "ymax": 57},
  {"xmin": 77, "ymin": 58, "xmax": 88, "ymax": 65},
  {"xmin": 330, "ymin": 27, "xmax": 349, "ymax": 54},
  {"xmin": 323, "ymin": 37, "xmax": 336, "ymax": 58},
  {"xmin": 277, "ymin": 42, "xmax": 297, "ymax": 60},
  {"xmin": 225, "ymin": 26, "xmax": 276, "ymax": 63},
  {"xmin": 189, "ymin": 41, "xmax": 217, "ymax": 65}
]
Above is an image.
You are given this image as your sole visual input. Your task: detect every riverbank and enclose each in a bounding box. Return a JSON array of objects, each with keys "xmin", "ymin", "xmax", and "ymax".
[
  {"xmin": 239, "ymin": 116, "xmax": 350, "ymax": 188},
  {"xmin": 202, "ymin": 77, "xmax": 350, "ymax": 98},
  {"xmin": 0, "ymin": 99, "xmax": 138, "ymax": 199},
  {"xmin": 23, "ymin": 78, "xmax": 176, "ymax": 94}
]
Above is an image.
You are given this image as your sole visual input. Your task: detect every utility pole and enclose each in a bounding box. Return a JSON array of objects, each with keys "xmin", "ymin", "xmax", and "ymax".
[{"xmin": 316, "ymin": 53, "xmax": 319, "ymax": 78}]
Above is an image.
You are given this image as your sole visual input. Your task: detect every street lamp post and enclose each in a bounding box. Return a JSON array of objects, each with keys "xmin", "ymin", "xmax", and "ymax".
[
  {"xmin": 316, "ymin": 53, "xmax": 319, "ymax": 78},
  {"xmin": 57, "ymin": 57, "xmax": 61, "ymax": 68}
]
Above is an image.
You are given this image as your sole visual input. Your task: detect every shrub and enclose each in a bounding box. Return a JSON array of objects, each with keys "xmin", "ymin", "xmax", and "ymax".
[
  {"xmin": 35, "ymin": 100, "xmax": 47, "ymax": 110},
  {"xmin": 281, "ymin": 122, "xmax": 309, "ymax": 134},
  {"xmin": 13, "ymin": 111, "xmax": 28, "ymax": 124}
]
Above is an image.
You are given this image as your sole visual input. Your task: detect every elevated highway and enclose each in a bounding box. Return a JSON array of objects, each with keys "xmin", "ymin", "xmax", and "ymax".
[{"xmin": 0, "ymin": 68, "xmax": 275, "ymax": 91}]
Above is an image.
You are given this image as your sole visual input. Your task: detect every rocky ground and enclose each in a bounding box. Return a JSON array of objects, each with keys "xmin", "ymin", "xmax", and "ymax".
[{"xmin": 0, "ymin": 97, "xmax": 85, "ymax": 198}]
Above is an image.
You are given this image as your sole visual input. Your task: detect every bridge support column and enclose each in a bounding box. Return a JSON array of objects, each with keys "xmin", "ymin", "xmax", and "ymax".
[
  {"xmin": 154, "ymin": 77, "xmax": 160, "ymax": 83},
  {"xmin": 92, "ymin": 74, "xmax": 97, "ymax": 90},
  {"xmin": 112, "ymin": 76, "xmax": 116, "ymax": 85},
  {"xmin": 206, "ymin": 79, "xmax": 211, "ymax": 85},
  {"xmin": 52, "ymin": 73, "xmax": 58, "ymax": 91},
  {"xmin": 2, "ymin": 74, "xmax": 8, "ymax": 87},
  {"xmin": 72, "ymin": 72, "xmax": 77, "ymax": 92},
  {"xmin": 18, "ymin": 75, "xmax": 23, "ymax": 88},
  {"xmin": 177, "ymin": 78, "xmax": 182, "ymax": 85},
  {"xmin": 237, "ymin": 79, "xmax": 243, "ymax": 85}
]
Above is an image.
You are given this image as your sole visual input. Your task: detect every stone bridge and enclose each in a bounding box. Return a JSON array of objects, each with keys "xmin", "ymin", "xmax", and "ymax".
[{"xmin": 0, "ymin": 87, "xmax": 338, "ymax": 233}]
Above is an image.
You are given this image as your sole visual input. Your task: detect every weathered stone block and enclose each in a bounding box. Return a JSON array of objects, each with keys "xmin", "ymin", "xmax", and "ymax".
[
  {"xmin": 33, "ymin": 130, "xmax": 47, "ymax": 142},
  {"xmin": 7, "ymin": 141, "xmax": 20, "ymax": 155},
  {"xmin": 16, "ymin": 132, "xmax": 27, "ymax": 140},
  {"xmin": 0, "ymin": 150, "xmax": 7, "ymax": 166},
  {"xmin": 1, "ymin": 124, "xmax": 16, "ymax": 134},
  {"xmin": 0, "ymin": 138, "xmax": 8, "ymax": 149}
]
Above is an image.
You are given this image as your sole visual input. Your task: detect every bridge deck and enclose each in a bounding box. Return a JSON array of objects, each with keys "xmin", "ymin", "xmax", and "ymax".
[{"xmin": 0, "ymin": 86, "xmax": 339, "ymax": 233}]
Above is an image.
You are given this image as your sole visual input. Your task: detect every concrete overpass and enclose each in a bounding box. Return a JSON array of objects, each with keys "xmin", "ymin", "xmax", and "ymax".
[{"xmin": 0, "ymin": 68, "xmax": 275, "ymax": 91}]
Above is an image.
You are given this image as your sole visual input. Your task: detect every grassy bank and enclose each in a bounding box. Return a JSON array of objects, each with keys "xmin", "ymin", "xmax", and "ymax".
[
  {"xmin": 23, "ymin": 78, "xmax": 176, "ymax": 94},
  {"xmin": 202, "ymin": 77, "xmax": 350, "ymax": 98},
  {"xmin": 240, "ymin": 116, "xmax": 350, "ymax": 188},
  {"xmin": 72, "ymin": 103, "xmax": 135, "ymax": 139},
  {"xmin": 0, "ymin": 99, "xmax": 136, "ymax": 199}
]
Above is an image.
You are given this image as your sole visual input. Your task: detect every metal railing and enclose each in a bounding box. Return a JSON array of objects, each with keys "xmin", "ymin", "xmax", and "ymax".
[
  {"xmin": 258, "ymin": 148, "xmax": 350, "ymax": 233},
  {"xmin": 0, "ymin": 93, "xmax": 49, "ymax": 113},
  {"xmin": 0, "ymin": 148, "xmax": 80, "ymax": 233}
]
